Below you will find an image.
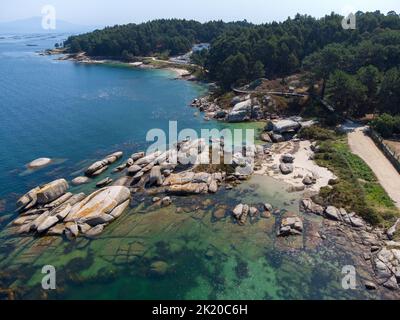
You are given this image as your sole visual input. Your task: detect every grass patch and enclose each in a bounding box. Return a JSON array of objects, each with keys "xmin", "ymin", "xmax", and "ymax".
[{"xmin": 307, "ymin": 126, "xmax": 399, "ymax": 226}]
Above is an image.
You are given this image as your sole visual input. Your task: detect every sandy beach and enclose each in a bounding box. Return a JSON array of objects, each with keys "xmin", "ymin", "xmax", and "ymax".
[{"xmin": 256, "ymin": 140, "xmax": 336, "ymax": 192}]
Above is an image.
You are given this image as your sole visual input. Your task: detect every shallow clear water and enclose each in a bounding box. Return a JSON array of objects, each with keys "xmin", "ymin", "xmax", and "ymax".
[{"xmin": 0, "ymin": 34, "xmax": 386, "ymax": 300}]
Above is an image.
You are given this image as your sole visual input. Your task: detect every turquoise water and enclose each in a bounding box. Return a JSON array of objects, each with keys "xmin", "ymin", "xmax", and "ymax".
[{"xmin": 0, "ymin": 34, "xmax": 389, "ymax": 300}]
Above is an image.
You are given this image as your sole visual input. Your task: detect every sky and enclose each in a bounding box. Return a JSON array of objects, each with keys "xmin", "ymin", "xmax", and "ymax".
[{"xmin": 0, "ymin": 0, "xmax": 399, "ymax": 26}]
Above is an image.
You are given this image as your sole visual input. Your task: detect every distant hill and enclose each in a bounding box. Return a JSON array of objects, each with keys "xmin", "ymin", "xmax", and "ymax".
[{"xmin": 0, "ymin": 17, "xmax": 95, "ymax": 34}]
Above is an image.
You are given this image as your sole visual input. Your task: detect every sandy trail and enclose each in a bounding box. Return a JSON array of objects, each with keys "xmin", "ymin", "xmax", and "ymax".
[{"xmin": 348, "ymin": 127, "xmax": 400, "ymax": 208}]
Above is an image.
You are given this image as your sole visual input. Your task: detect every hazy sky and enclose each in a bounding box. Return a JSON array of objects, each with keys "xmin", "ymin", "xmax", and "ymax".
[{"xmin": 0, "ymin": 0, "xmax": 399, "ymax": 26}]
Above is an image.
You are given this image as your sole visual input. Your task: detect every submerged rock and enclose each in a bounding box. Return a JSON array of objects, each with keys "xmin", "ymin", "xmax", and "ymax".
[
  {"xmin": 28, "ymin": 158, "xmax": 52, "ymax": 169},
  {"xmin": 150, "ymin": 261, "xmax": 169, "ymax": 275},
  {"xmin": 84, "ymin": 224, "xmax": 105, "ymax": 238},
  {"xmin": 72, "ymin": 176, "xmax": 90, "ymax": 186},
  {"xmin": 213, "ymin": 208, "xmax": 226, "ymax": 220}
]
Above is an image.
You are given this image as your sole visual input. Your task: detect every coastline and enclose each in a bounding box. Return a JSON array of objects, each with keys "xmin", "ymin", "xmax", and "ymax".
[
  {"xmin": 47, "ymin": 50, "xmax": 199, "ymax": 80},
  {"xmin": 2, "ymin": 47, "xmax": 399, "ymax": 298}
]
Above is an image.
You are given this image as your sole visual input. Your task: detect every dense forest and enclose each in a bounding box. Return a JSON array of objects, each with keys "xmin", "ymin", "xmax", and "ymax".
[{"xmin": 65, "ymin": 12, "xmax": 400, "ymax": 117}]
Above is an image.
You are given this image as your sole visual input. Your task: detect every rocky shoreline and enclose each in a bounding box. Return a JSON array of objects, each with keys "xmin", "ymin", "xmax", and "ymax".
[
  {"xmin": 43, "ymin": 50, "xmax": 199, "ymax": 81},
  {"xmin": 7, "ymin": 129, "xmax": 400, "ymax": 293},
  {"xmin": 6, "ymin": 51, "xmax": 399, "ymax": 296}
]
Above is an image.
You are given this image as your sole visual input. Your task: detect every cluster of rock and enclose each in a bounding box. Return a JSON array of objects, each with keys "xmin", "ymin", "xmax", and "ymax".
[
  {"xmin": 85, "ymin": 151, "xmax": 124, "ymax": 177},
  {"xmin": 301, "ymin": 198, "xmax": 400, "ymax": 291},
  {"xmin": 232, "ymin": 203, "xmax": 273, "ymax": 225},
  {"xmin": 12, "ymin": 178, "xmax": 131, "ymax": 239},
  {"xmin": 113, "ymin": 138, "xmax": 257, "ymax": 194},
  {"xmin": 300, "ymin": 199, "xmax": 366, "ymax": 227},
  {"xmin": 10, "ymin": 137, "xmax": 262, "ymax": 239},
  {"xmin": 191, "ymin": 94, "xmax": 276, "ymax": 123},
  {"xmin": 260, "ymin": 117, "xmax": 314, "ymax": 143},
  {"xmin": 277, "ymin": 212, "xmax": 303, "ymax": 237},
  {"xmin": 163, "ymin": 171, "xmax": 223, "ymax": 195}
]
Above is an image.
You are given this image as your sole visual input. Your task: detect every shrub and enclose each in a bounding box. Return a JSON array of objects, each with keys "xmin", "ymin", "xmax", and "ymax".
[
  {"xmin": 298, "ymin": 125, "xmax": 336, "ymax": 141},
  {"xmin": 370, "ymin": 113, "xmax": 400, "ymax": 138}
]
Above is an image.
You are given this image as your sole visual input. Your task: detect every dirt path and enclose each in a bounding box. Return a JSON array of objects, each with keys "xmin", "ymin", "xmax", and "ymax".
[{"xmin": 348, "ymin": 127, "xmax": 400, "ymax": 208}]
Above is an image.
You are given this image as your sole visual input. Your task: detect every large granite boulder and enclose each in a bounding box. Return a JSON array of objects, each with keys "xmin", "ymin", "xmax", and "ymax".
[
  {"xmin": 227, "ymin": 99, "xmax": 252, "ymax": 123},
  {"xmin": 72, "ymin": 176, "xmax": 90, "ymax": 186},
  {"xmin": 28, "ymin": 158, "xmax": 52, "ymax": 169},
  {"xmin": 36, "ymin": 179, "xmax": 69, "ymax": 205},
  {"xmin": 65, "ymin": 186, "xmax": 130, "ymax": 224},
  {"xmin": 17, "ymin": 179, "xmax": 69, "ymax": 211},
  {"xmin": 167, "ymin": 183, "xmax": 208, "ymax": 195},
  {"xmin": 272, "ymin": 119, "xmax": 301, "ymax": 134}
]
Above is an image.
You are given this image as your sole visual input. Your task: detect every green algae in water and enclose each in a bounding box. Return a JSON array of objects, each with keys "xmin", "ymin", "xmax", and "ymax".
[{"xmin": 0, "ymin": 175, "xmax": 382, "ymax": 299}]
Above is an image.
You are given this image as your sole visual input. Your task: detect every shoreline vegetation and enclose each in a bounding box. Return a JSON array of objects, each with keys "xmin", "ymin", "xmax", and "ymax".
[{"xmin": 5, "ymin": 11, "xmax": 400, "ymax": 297}]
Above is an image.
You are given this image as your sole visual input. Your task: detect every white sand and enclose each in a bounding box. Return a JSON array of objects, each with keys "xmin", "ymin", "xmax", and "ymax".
[
  {"xmin": 167, "ymin": 68, "xmax": 191, "ymax": 78},
  {"xmin": 256, "ymin": 140, "xmax": 336, "ymax": 192}
]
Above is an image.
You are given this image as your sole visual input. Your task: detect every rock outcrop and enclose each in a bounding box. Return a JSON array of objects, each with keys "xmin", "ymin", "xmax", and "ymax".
[
  {"xmin": 17, "ymin": 179, "xmax": 69, "ymax": 211},
  {"xmin": 13, "ymin": 181, "xmax": 130, "ymax": 238},
  {"xmin": 85, "ymin": 151, "xmax": 123, "ymax": 177},
  {"xmin": 278, "ymin": 213, "xmax": 303, "ymax": 236}
]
